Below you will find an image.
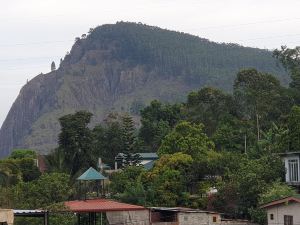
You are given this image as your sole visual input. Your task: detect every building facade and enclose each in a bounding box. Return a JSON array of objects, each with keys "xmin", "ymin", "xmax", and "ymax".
[{"xmin": 261, "ymin": 196, "xmax": 300, "ymax": 225}]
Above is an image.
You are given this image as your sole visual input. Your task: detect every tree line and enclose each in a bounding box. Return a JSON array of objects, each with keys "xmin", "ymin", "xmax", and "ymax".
[{"xmin": 0, "ymin": 46, "xmax": 299, "ymax": 225}]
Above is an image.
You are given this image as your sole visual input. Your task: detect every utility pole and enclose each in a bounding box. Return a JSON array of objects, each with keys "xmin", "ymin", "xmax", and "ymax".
[{"xmin": 244, "ymin": 134, "xmax": 247, "ymax": 154}]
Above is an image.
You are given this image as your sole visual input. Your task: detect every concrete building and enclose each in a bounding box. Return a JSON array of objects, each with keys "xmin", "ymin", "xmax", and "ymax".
[
  {"xmin": 279, "ymin": 152, "xmax": 300, "ymax": 186},
  {"xmin": 150, "ymin": 207, "xmax": 254, "ymax": 225},
  {"xmin": 261, "ymin": 196, "xmax": 300, "ymax": 225}
]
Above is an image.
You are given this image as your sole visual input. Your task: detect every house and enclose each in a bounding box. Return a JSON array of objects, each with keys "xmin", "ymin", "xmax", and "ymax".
[
  {"xmin": 114, "ymin": 152, "xmax": 159, "ymax": 170},
  {"xmin": 279, "ymin": 152, "xmax": 300, "ymax": 185},
  {"xmin": 261, "ymin": 196, "xmax": 300, "ymax": 225}
]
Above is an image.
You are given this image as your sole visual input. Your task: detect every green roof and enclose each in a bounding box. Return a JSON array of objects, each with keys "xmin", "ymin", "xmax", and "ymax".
[{"xmin": 77, "ymin": 167, "xmax": 107, "ymax": 181}]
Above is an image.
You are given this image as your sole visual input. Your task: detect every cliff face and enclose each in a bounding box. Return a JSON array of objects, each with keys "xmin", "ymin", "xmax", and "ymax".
[{"xmin": 0, "ymin": 22, "xmax": 289, "ymax": 157}]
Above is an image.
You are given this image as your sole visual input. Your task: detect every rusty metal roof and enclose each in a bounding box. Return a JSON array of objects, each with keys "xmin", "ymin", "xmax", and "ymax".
[
  {"xmin": 260, "ymin": 196, "xmax": 300, "ymax": 209},
  {"xmin": 64, "ymin": 199, "xmax": 146, "ymax": 213}
]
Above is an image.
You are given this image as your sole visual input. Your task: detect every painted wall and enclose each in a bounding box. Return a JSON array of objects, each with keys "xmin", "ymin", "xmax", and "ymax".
[
  {"xmin": 266, "ymin": 202, "xmax": 300, "ymax": 225},
  {"xmin": 106, "ymin": 210, "xmax": 150, "ymax": 225}
]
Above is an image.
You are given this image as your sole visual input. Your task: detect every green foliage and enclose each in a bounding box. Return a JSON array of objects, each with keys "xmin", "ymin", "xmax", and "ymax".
[
  {"xmin": 82, "ymin": 22, "xmax": 286, "ymax": 92},
  {"xmin": 92, "ymin": 114, "xmax": 124, "ymax": 167},
  {"xmin": 186, "ymin": 87, "xmax": 235, "ymax": 135},
  {"xmin": 110, "ymin": 166, "xmax": 145, "ymax": 194},
  {"xmin": 288, "ymin": 105, "xmax": 300, "ymax": 151},
  {"xmin": 259, "ymin": 181, "xmax": 296, "ymax": 205},
  {"xmin": 9, "ymin": 149, "xmax": 37, "ymax": 159},
  {"xmin": 57, "ymin": 111, "xmax": 95, "ymax": 175},
  {"xmin": 141, "ymin": 153, "xmax": 193, "ymax": 206},
  {"xmin": 249, "ymin": 182, "xmax": 296, "ymax": 225},
  {"xmin": 234, "ymin": 69, "xmax": 290, "ymax": 141},
  {"xmin": 274, "ymin": 46, "xmax": 300, "ymax": 90},
  {"xmin": 213, "ymin": 155, "xmax": 285, "ymax": 219},
  {"xmin": 14, "ymin": 173, "xmax": 73, "ymax": 209},
  {"xmin": 158, "ymin": 121, "xmax": 214, "ymax": 157},
  {"xmin": 121, "ymin": 114, "xmax": 140, "ymax": 166},
  {"xmin": 139, "ymin": 100, "xmax": 182, "ymax": 151}
]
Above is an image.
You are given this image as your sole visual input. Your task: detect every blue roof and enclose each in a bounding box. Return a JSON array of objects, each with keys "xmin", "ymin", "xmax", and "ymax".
[
  {"xmin": 143, "ymin": 160, "xmax": 156, "ymax": 170},
  {"xmin": 77, "ymin": 167, "xmax": 107, "ymax": 180}
]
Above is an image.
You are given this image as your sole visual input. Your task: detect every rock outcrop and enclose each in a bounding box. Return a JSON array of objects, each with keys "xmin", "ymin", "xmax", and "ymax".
[{"xmin": 0, "ymin": 22, "xmax": 288, "ymax": 157}]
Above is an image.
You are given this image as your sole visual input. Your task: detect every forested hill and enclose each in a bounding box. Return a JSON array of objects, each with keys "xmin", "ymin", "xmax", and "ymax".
[{"xmin": 0, "ymin": 22, "xmax": 289, "ymax": 157}]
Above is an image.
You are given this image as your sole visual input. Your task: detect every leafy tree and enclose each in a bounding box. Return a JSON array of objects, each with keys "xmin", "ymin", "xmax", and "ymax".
[
  {"xmin": 274, "ymin": 46, "xmax": 300, "ymax": 90},
  {"xmin": 288, "ymin": 105, "xmax": 300, "ymax": 151},
  {"xmin": 0, "ymin": 160, "xmax": 22, "ymax": 187},
  {"xmin": 14, "ymin": 173, "xmax": 73, "ymax": 209},
  {"xmin": 57, "ymin": 111, "xmax": 94, "ymax": 176},
  {"xmin": 110, "ymin": 166, "xmax": 145, "ymax": 195},
  {"xmin": 92, "ymin": 114, "xmax": 124, "ymax": 167},
  {"xmin": 158, "ymin": 121, "xmax": 214, "ymax": 158},
  {"xmin": 9, "ymin": 149, "xmax": 37, "ymax": 159},
  {"xmin": 234, "ymin": 69, "xmax": 287, "ymax": 141},
  {"xmin": 213, "ymin": 155, "xmax": 285, "ymax": 219},
  {"xmin": 139, "ymin": 100, "xmax": 182, "ymax": 151},
  {"xmin": 186, "ymin": 87, "xmax": 236, "ymax": 135},
  {"xmin": 141, "ymin": 153, "xmax": 193, "ymax": 206}
]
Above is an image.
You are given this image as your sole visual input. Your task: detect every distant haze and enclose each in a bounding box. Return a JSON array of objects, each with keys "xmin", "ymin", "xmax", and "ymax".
[{"xmin": 0, "ymin": 0, "xmax": 300, "ymax": 126}]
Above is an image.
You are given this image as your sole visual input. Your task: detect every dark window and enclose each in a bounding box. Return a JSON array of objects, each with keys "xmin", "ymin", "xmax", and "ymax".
[
  {"xmin": 213, "ymin": 216, "xmax": 217, "ymax": 222},
  {"xmin": 270, "ymin": 214, "xmax": 274, "ymax": 220},
  {"xmin": 284, "ymin": 215, "xmax": 293, "ymax": 225}
]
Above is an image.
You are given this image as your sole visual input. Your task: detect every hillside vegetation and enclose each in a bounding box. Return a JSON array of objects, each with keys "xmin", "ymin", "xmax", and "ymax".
[{"xmin": 0, "ymin": 22, "xmax": 288, "ymax": 157}]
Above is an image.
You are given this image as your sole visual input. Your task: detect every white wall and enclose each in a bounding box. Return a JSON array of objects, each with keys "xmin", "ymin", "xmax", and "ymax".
[{"xmin": 267, "ymin": 202, "xmax": 300, "ymax": 225}]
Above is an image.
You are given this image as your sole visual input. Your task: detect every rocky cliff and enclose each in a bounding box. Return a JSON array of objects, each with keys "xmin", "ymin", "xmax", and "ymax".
[{"xmin": 0, "ymin": 22, "xmax": 289, "ymax": 157}]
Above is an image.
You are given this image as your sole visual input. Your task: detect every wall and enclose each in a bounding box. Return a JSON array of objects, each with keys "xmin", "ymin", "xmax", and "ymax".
[
  {"xmin": 177, "ymin": 212, "xmax": 221, "ymax": 225},
  {"xmin": 106, "ymin": 210, "xmax": 150, "ymax": 225},
  {"xmin": 266, "ymin": 202, "xmax": 300, "ymax": 225}
]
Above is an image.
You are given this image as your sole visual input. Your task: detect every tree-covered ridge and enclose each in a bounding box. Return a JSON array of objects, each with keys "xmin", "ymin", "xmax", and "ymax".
[
  {"xmin": 66, "ymin": 22, "xmax": 288, "ymax": 90},
  {"xmin": 0, "ymin": 22, "xmax": 290, "ymax": 158},
  {"xmin": 1, "ymin": 63, "xmax": 300, "ymax": 225}
]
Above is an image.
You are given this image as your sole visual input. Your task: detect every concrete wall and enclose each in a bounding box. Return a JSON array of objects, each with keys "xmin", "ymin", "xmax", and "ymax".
[
  {"xmin": 266, "ymin": 202, "xmax": 300, "ymax": 225},
  {"xmin": 106, "ymin": 210, "xmax": 150, "ymax": 225},
  {"xmin": 177, "ymin": 212, "xmax": 221, "ymax": 225}
]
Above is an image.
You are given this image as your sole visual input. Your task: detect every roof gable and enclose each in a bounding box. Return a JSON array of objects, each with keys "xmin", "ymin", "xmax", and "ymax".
[{"xmin": 260, "ymin": 196, "xmax": 300, "ymax": 209}]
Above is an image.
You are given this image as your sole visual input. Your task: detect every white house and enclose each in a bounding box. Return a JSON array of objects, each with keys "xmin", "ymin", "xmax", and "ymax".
[
  {"xmin": 279, "ymin": 152, "xmax": 300, "ymax": 185},
  {"xmin": 261, "ymin": 196, "xmax": 300, "ymax": 225}
]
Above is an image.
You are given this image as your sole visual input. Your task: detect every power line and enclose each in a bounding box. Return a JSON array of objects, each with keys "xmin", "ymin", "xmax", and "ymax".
[
  {"xmin": 0, "ymin": 40, "xmax": 73, "ymax": 47},
  {"xmin": 196, "ymin": 17, "xmax": 300, "ymax": 30}
]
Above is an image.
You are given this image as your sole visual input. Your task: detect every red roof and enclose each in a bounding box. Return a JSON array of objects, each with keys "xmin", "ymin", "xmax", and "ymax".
[
  {"xmin": 64, "ymin": 199, "xmax": 146, "ymax": 213},
  {"xmin": 260, "ymin": 196, "xmax": 300, "ymax": 209}
]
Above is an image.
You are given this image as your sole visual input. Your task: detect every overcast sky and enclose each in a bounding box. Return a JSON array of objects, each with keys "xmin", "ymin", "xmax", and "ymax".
[{"xmin": 1, "ymin": 0, "xmax": 300, "ymax": 126}]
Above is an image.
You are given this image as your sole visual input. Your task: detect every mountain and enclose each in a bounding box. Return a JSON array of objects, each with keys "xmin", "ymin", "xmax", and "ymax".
[{"xmin": 0, "ymin": 22, "xmax": 289, "ymax": 158}]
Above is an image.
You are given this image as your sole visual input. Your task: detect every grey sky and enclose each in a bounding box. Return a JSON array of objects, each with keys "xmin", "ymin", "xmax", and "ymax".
[{"xmin": 1, "ymin": 0, "xmax": 300, "ymax": 126}]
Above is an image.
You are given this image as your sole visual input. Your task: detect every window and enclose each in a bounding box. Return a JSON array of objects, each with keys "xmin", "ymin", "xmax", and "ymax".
[
  {"xmin": 213, "ymin": 216, "xmax": 217, "ymax": 222},
  {"xmin": 284, "ymin": 215, "xmax": 293, "ymax": 225},
  {"xmin": 270, "ymin": 214, "xmax": 274, "ymax": 220},
  {"xmin": 288, "ymin": 159, "xmax": 299, "ymax": 182}
]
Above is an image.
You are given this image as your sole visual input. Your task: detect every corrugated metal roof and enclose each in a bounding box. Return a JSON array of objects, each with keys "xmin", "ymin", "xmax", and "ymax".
[
  {"xmin": 77, "ymin": 167, "xmax": 107, "ymax": 180},
  {"xmin": 64, "ymin": 199, "xmax": 147, "ymax": 213},
  {"xmin": 116, "ymin": 153, "xmax": 158, "ymax": 160},
  {"xmin": 150, "ymin": 207, "xmax": 219, "ymax": 214}
]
